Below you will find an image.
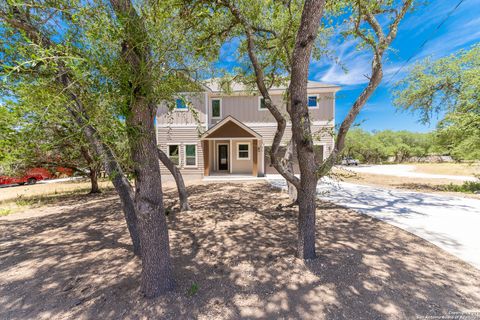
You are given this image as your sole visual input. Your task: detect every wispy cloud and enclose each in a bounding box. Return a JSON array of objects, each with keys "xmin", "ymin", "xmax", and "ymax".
[
  {"xmin": 314, "ymin": 0, "xmax": 480, "ymax": 87},
  {"xmin": 311, "ymin": 38, "xmax": 377, "ymax": 86}
]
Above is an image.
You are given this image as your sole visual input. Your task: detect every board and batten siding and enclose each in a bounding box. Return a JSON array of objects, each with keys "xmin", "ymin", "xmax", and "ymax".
[
  {"xmin": 156, "ymin": 92, "xmax": 207, "ymax": 126},
  {"xmin": 209, "ymin": 92, "xmax": 335, "ymax": 126},
  {"xmin": 248, "ymin": 124, "xmax": 334, "ymax": 157},
  {"xmin": 157, "ymin": 127, "xmax": 204, "ymax": 176},
  {"xmin": 155, "ymin": 91, "xmax": 335, "ymax": 127}
]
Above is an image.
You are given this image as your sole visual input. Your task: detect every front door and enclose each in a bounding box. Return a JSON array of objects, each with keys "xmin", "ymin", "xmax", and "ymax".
[{"xmin": 218, "ymin": 144, "xmax": 228, "ymax": 170}]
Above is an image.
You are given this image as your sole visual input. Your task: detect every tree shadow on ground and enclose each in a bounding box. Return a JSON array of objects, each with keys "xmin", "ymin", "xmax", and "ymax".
[{"xmin": 1, "ymin": 182, "xmax": 479, "ymax": 319}]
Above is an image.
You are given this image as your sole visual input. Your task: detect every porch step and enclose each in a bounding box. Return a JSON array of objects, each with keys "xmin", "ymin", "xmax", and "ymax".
[{"xmin": 202, "ymin": 174, "xmax": 266, "ymax": 181}]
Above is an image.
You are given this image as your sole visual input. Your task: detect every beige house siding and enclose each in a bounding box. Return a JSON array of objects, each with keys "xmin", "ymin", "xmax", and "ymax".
[
  {"xmin": 157, "ymin": 127, "xmax": 203, "ymax": 177},
  {"xmin": 155, "ymin": 85, "xmax": 337, "ymax": 177},
  {"xmin": 248, "ymin": 124, "xmax": 334, "ymax": 155},
  {"xmin": 156, "ymin": 92, "xmax": 207, "ymax": 126},
  {"xmin": 155, "ymin": 91, "xmax": 335, "ymax": 127},
  {"xmin": 208, "ymin": 92, "xmax": 335, "ymax": 126},
  {"xmin": 205, "ymin": 139, "xmax": 261, "ymax": 175},
  {"xmin": 231, "ymin": 140, "xmax": 254, "ymax": 174}
]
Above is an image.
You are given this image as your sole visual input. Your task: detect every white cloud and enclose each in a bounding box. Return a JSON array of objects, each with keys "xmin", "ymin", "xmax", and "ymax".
[
  {"xmin": 312, "ymin": 38, "xmax": 376, "ymax": 86},
  {"xmin": 312, "ymin": 0, "xmax": 480, "ymax": 87}
]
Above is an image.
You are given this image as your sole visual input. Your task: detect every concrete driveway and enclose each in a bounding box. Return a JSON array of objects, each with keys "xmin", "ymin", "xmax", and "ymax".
[{"xmin": 268, "ymin": 177, "xmax": 480, "ymax": 270}]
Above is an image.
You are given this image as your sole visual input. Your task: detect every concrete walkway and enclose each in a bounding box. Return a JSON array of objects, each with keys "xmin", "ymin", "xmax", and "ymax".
[
  {"xmin": 341, "ymin": 164, "xmax": 477, "ymax": 181},
  {"xmin": 268, "ymin": 177, "xmax": 480, "ymax": 270}
]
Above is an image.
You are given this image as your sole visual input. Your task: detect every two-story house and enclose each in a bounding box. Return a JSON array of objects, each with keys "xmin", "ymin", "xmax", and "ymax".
[{"xmin": 156, "ymin": 79, "xmax": 340, "ymax": 178}]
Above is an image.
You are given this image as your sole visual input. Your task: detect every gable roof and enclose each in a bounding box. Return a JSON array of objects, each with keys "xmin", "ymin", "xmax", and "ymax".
[
  {"xmin": 200, "ymin": 116, "xmax": 262, "ymax": 140},
  {"xmin": 202, "ymin": 78, "xmax": 340, "ymax": 93}
]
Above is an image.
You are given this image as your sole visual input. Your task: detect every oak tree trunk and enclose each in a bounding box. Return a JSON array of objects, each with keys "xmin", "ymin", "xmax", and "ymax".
[
  {"xmin": 109, "ymin": 0, "xmax": 175, "ymax": 297},
  {"xmin": 157, "ymin": 148, "xmax": 190, "ymax": 211},
  {"xmin": 89, "ymin": 165, "xmax": 101, "ymax": 194},
  {"xmin": 288, "ymin": 0, "xmax": 326, "ymax": 259},
  {"xmin": 296, "ymin": 174, "xmax": 318, "ymax": 259},
  {"xmin": 80, "ymin": 146, "xmax": 101, "ymax": 194},
  {"xmin": 127, "ymin": 101, "xmax": 175, "ymax": 297}
]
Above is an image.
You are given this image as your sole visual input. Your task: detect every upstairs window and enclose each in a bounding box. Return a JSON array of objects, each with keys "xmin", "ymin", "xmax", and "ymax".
[
  {"xmin": 175, "ymin": 98, "xmax": 187, "ymax": 110},
  {"xmin": 168, "ymin": 145, "xmax": 180, "ymax": 165},
  {"xmin": 258, "ymin": 97, "xmax": 267, "ymax": 110},
  {"xmin": 185, "ymin": 144, "xmax": 197, "ymax": 167},
  {"xmin": 308, "ymin": 95, "xmax": 318, "ymax": 108},
  {"xmin": 237, "ymin": 143, "xmax": 250, "ymax": 160},
  {"xmin": 211, "ymin": 99, "xmax": 221, "ymax": 118}
]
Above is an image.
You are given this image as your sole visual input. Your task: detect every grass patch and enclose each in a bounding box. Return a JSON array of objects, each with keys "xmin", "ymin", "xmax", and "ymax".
[
  {"xmin": 15, "ymin": 197, "xmax": 36, "ymax": 206},
  {"xmin": 187, "ymin": 283, "xmax": 199, "ymax": 296},
  {"xmin": 0, "ymin": 208, "xmax": 12, "ymax": 216}
]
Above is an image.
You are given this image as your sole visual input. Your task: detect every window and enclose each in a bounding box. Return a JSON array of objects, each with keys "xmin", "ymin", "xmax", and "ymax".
[
  {"xmin": 184, "ymin": 144, "xmax": 197, "ymax": 167},
  {"xmin": 211, "ymin": 99, "xmax": 221, "ymax": 118},
  {"xmin": 168, "ymin": 145, "xmax": 180, "ymax": 165},
  {"xmin": 237, "ymin": 143, "xmax": 250, "ymax": 160},
  {"xmin": 308, "ymin": 95, "xmax": 318, "ymax": 108},
  {"xmin": 175, "ymin": 98, "xmax": 187, "ymax": 110},
  {"xmin": 258, "ymin": 97, "xmax": 267, "ymax": 110}
]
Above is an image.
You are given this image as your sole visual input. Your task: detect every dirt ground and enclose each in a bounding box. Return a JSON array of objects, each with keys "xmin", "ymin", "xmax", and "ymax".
[
  {"xmin": 1, "ymin": 181, "xmax": 480, "ymax": 320},
  {"xmin": 0, "ymin": 179, "xmax": 114, "ymax": 203},
  {"xmin": 335, "ymin": 169, "xmax": 480, "ymax": 199},
  {"xmin": 412, "ymin": 163, "xmax": 480, "ymax": 176}
]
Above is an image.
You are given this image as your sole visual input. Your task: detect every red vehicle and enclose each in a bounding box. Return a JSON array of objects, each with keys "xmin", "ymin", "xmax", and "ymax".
[{"xmin": 0, "ymin": 168, "xmax": 53, "ymax": 186}]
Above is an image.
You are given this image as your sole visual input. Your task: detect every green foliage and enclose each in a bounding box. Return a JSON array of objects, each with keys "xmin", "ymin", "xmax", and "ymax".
[
  {"xmin": 344, "ymin": 128, "xmax": 436, "ymax": 163},
  {"xmin": 187, "ymin": 282, "xmax": 199, "ymax": 296},
  {"xmin": 0, "ymin": 208, "xmax": 12, "ymax": 217},
  {"xmin": 183, "ymin": 0, "xmax": 340, "ymax": 91},
  {"xmin": 15, "ymin": 197, "xmax": 35, "ymax": 207},
  {"xmin": 435, "ymin": 112, "xmax": 480, "ymax": 161},
  {"xmin": 441, "ymin": 181, "xmax": 480, "ymax": 194},
  {"xmin": 393, "ymin": 45, "xmax": 480, "ymax": 160}
]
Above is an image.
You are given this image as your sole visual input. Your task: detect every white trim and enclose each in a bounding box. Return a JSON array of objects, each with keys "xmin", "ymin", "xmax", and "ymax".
[
  {"xmin": 213, "ymin": 140, "xmax": 216, "ymax": 171},
  {"xmin": 208, "ymin": 87, "xmax": 340, "ymax": 95},
  {"xmin": 307, "ymin": 94, "xmax": 320, "ymax": 109},
  {"xmin": 204, "ymin": 92, "xmax": 209, "ymax": 130},
  {"xmin": 258, "ymin": 96, "xmax": 268, "ymax": 111},
  {"xmin": 217, "ymin": 143, "xmax": 229, "ymax": 171},
  {"xmin": 200, "ymin": 116, "xmax": 262, "ymax": 139},
  {"xmin": 236, "ymin": 142, "xmax": 251, "ymax": 160},
  {"xmin": 166, "ymin": 143, "xmax": 180, "ymax": 166},
  {"xmin": 204, "ymin": 137, "xmax": 260, "ymax": 141},
  {"xmin": 157, "ymin": 121, "xmax": 333, "ymax": 129},
  {"xmin": 242, "ymin": 121, "xmax": 333, "ymax": 127},
  {"xmin": 211, "ymin": 98, "xmax": 222, "ymax": 119},
  {"xmin": 183, "ymin": 143, "xmax": 198, "ymax": 168},
  {"xmin": 229, "ymin": 140, "xmax": 233, "ymax": 173},
  {"xmin": 157, "ymin": 124, "xmax": 199, "ymax": 128},
  {"xmin": 261, "ymin": 144, "xmax": 265, "ymax": 176}
]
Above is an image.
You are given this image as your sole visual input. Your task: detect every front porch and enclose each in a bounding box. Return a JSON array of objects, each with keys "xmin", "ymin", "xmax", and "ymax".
[{"xmin": 201, "ymin": 116, "xmax": 263, "ymax": 177}]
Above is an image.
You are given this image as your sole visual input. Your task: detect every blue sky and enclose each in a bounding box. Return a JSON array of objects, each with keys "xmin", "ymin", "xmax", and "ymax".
[{"xmin": 216, "ymin": 0, "xmax": 480, "ymax": 133}]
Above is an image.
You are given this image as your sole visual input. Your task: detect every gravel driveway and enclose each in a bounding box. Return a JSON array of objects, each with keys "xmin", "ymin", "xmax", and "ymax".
[
  {"xmin": 341, "ymin": 164, "xmax": 477, "ymax": 181},
  {"xmin": 268, "ymin": 177, "xmax": 480, "ymax": 270}
]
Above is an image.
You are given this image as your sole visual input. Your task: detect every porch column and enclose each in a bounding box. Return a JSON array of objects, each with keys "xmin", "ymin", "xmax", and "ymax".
[
  {"xmin": 252, "ymin": 139, "xmax": 258, "ymax": 177},
  {"xmin": 203, "ymin": 140, "xmax": 210, "ymax": 176}
]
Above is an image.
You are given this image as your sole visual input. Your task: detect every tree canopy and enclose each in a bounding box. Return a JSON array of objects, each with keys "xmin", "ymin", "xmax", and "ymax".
[{"xmin": 393, "ymin": 45, "xmax": 480, "ymax": 160}]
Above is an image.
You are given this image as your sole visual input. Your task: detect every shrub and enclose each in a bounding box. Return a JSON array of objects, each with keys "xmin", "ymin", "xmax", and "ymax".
[{"xmin": 441, "ymin": 181, "xmax": 480, "ymax": 193}]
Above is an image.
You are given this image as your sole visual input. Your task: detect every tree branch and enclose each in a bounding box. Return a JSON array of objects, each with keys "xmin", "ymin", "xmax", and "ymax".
[{"xmin": 221, "ymin": 0, "xmax": 300, "ymax": 187}]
